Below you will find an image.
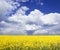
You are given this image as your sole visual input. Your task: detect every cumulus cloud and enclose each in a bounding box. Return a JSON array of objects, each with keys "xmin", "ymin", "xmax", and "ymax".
[
  {"xmin": 40, "ymin": 13, "xmax": 60, "ymax": 25},
  {"xmin": 1, "ymin": 7, "xmax": 60, "ymax": 35},
  {"xmin": 1, "ymin": 8, "xmax": 44, "ymax": 35},
  {"xmin": 8, "ymin": 6, "xmax": 29, "ymax": 23},
  {"xmin": 0, "ymin": 0, "xmax": 60, "ymax": 35},
  {"xmin": 8, "ymin": 8, "xmax": 60, "ymax": 35},
  {"xmin": 35, "ymin": 13, "xmax": 60, "ymax": 35},
  {"xmin": 0, "ymin": 21, "xmax": 27, "ymax": 35},
  {"xmin": 33, "ymin": 29, "xmax": 48, "ymax": 35},
  {"xmin": 8, "ymin": 9, "xmax": 43, "ymax": 23},
  {"xmin": 8, "ymin": 9, "xmax": 43, "ymax": 29},
  {"xmin": 25, "ymin": 24, "xmax": 40, "ymax": 30},
  {"xmin": 0, "ymin": 0, "xmax": 20, "ymax": 21}
]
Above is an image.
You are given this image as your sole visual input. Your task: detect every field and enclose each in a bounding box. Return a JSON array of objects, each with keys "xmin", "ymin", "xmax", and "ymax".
[{"xmin": 0, "ymin": 36, "xmax": 60, "ymax": 50}]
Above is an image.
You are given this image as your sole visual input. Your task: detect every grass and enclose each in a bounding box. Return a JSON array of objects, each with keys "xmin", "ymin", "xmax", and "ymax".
[{"xmin": 0, "ymin": 36, "xmax": 60, "ymax": 50}]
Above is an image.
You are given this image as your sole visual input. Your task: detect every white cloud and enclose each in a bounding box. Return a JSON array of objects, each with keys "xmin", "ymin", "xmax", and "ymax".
[
  {"xmin": 34, "ymin": 13, "xmax": 60, "ymax": 35},
  {"xmin": 25, "ymin": 24, "xmax": 40, "ymax": 30},
  {"xmin": 33, "ymin": 29, "xmax": 48, "ymax": 35},
  {"xmin": 40, "ymin": 13, "xmax": 60, "ymax": 25},
  {"xmin": 16, "ymin": 6, "xmax": 29, "ymax": 15},
  {"xmin": 2, "ymin": 8, "xmax": 60, "ymax": 35},
  {"xmin": 0, "ymin": 0, "xmax": 60, "ymax": 35},
  {"xmin": 16, "ymin": 0, "xmax": 29, "ymax": 2},
  {"xmin": 8, "ymin": 8, "xmax": 60, "ymax": 35},
  {"xmin": 8, "ymin": 6, "xmax": 29, "ymax": 23},
  {"xmin": 0, "ymin": 0, "xmax": 28, "ymax": 21},
  {"xmin": 0, "ymin": 0, "xmax": 20, "ymax": 13},
  {"xmin": 40, "ymin": 2, "xmax": 44, "ymax": 6},
  {"xmin": 2, "ymin": 9, "xmax": 43, "ymax": 35},
  {"xmin": 8, "ymin": 9, "xmax": 43, "ymax": 24},
  {"xmin": 0, "ymin": 21, "xmax": 27, "ymax": 35},
  {"xmin": 0, "ymin": 0, "xmax": 20, "ymax": 21},
  {"xmin": 27, "ymin": 9, "xmax": 43, "ymax": 23}
]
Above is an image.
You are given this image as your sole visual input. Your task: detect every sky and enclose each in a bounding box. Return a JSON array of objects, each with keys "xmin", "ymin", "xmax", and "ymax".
[{"xmin": 0, "ymin": 0, "xmax": 60, "ymax": 35}]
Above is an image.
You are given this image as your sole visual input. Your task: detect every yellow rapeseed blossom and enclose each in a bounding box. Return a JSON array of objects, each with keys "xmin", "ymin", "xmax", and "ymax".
[{"xmin": 0, "ymin": 36, "xmax": 60, "ymax": 50}]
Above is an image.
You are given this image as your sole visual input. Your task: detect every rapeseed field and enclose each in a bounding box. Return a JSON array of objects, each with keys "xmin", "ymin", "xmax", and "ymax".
[{"xmin": 0, "ymin": 36, "xmax": 60, "ymax": 50}]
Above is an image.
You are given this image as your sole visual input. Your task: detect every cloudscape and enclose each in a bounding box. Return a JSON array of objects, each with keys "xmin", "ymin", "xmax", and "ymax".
[{"xmin": 0, "ymin": 0, "xmax": 60, "ymax": 35}]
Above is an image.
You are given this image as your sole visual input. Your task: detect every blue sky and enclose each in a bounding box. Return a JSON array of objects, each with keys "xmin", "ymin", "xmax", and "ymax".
[
  {"xmin": 21, "ymin": 0, "xmax": 60, "ymax": 14},
  {"xmin": 0, "ymin": 0, "xmax": 60, "ymax": 35}
]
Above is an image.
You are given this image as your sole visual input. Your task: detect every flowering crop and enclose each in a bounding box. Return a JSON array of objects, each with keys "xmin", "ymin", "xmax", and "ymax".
[{"xmin": 0, "ymin": 36, "xmax": 60, "ymax": 50}]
